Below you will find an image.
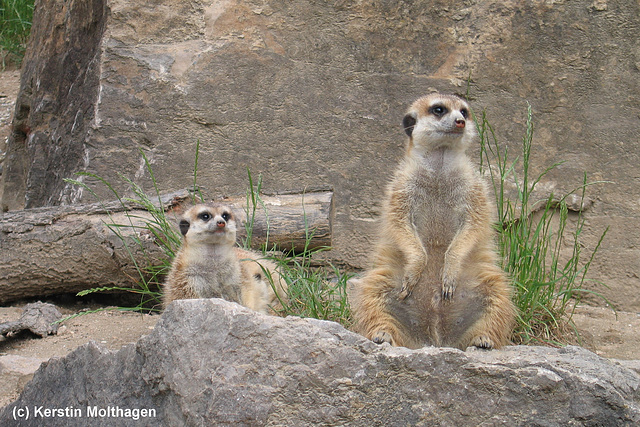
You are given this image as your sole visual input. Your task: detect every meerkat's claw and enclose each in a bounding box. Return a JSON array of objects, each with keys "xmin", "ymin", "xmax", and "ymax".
[
  {"xmin": 398, "ymin": 286, "xmax": 411, "ymax": 300},
  {"xmin": 442, "ymin": 281, "xmax": 456, "ymax": 300},
  {"xmin": 470, "ymin": 335, "xmax": 494, "ymax": 349},
  {"xmin": 372, "ymin": 330, "xmax": 393, "ymax": 345},
  {"xmin": 400, "ymin": 273, "xmax": 420, "ymax": 300},
  {"xmin": 441, "ymin": 273, "xmax": 457, "ymax": 300}
]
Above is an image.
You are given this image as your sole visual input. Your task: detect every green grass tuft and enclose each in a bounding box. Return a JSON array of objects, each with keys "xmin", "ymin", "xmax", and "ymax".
[
  {"xmin": 0, "ymin": 0, "xmax": 34, "ymax": 67},
  {"xmin": 242, "ymin": 170, "xmax": 353, "ymax": 325},
  {"xmin": 477, "ymin": 103, "xmax": 610, "ymax": 345}
]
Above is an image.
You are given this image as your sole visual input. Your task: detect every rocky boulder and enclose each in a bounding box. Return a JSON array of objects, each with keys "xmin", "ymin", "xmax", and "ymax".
[{"xmin": 1, "ymin": 298, "xmax": 638, "ymax": 426}]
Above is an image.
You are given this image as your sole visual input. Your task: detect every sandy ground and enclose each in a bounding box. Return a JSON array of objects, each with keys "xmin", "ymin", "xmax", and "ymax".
[
  {"xmin": 0, "ymin": 303, "xmax": 159, "ymax": 360},
  {"xmin": 0, "ymin": 302, "xmax": 159, "ymax": 407},
  {"xmin": 1, "ymin": 68, "xmax": 639, "ymax": 408}
]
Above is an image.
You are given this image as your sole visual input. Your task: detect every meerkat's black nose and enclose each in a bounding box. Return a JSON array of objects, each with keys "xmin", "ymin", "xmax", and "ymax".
[
  {"xmin": 216, "ymin": 220, "xmax": 226, "ymax": 228},
  {"xmin": 455, "ymin": 118, "xmax": 466, "ymax": 128}
]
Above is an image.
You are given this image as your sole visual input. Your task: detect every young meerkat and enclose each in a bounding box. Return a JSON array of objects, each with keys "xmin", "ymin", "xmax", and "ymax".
[
  {"xmin": 349, "ymin": 93, "xmax": 516, "ymax": 350},
  {"xmin": 163, "ymin": 203, "xmax": 287, "ymax": 315}
]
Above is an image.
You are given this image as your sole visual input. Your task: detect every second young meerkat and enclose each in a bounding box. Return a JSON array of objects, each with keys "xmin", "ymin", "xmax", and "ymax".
[
  {"xmin": 349, "ymin": 93, "xmax": 516, "ymax": 350},
  {"xmin": 163, "ymin": 203, "xmax": 287, "ymax": 315}
]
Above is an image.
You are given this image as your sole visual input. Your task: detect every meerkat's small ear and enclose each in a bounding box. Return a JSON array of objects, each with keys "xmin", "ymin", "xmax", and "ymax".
[
  {"xmin": 403, "ymin": 113, "xmax": 416, "ymax": 137},
  {"xmin": 179, "ymin": 220, "xmax": 190, "ymax": 236}
]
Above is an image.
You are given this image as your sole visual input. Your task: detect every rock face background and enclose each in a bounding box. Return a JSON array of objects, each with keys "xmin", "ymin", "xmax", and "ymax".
[
  {"xmin": 1, "ymin": 0, "xmax": 639, "ymax": 309},
  {"xmin": 1, "ymin": 299, "xmax": 639, "ymax": 426}
]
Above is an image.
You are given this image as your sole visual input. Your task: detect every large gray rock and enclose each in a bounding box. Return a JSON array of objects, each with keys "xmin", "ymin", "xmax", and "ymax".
[
  {"xmin": 1, "ymin": 0, "xmax": 639, "ymax": 310},
  {"xmin": 1, "ymin": 298, "xmax": 638, "ymax": 426}
]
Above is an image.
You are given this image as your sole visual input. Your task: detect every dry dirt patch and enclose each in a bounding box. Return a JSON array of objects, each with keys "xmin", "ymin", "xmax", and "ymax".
[
  {"xmin": 0, "ymin": 303, "xmax": 158, "ymax": 407},
  {"xmin": 571, "ymin": 305, "xmax": 640, "ymax": 360}
]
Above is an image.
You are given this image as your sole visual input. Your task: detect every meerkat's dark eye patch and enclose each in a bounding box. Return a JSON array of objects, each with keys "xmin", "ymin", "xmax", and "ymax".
[
  {"xmin": 429, "ymin": 105, "xmax": 447, "ymax": 117},
  {"xmin": 221, "ymin": 212, "xmax": 231, "ymax": 222},
  {"xmin": 402, "ymin": 114, "xmax": 416, "ymax": 137},
  {"xmin": 254, "ymin": 273, "xmax": 262, "ymax": 280},
  {"xmin": 198, "ymin": 212, "xmax": 211, "ymax": 222},
  {"xmin": 460, "ymin": 108, "xmax": 469, "ymax": 119},
  {"xmin": 179, "ymin": 220, "xmax": 190, "ymax": 236}
]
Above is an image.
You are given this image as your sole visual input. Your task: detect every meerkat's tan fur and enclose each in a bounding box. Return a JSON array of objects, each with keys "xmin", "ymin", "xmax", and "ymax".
[
  {"xmin": 163, "ymin": 203, "xmax": 287, "ymax": 314},
  {"xmin": 349, "ymin": 93, "xmax": 516, "ymax": 350}
]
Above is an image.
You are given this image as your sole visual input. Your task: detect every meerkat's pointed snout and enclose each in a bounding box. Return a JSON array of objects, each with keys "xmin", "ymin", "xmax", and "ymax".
[{"xmin": 402, "ymin": 94, "xmax": 475, "ymax": 153}]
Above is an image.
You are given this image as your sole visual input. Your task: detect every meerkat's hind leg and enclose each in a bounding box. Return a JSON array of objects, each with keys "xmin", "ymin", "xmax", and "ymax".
[
  {"xmin": 460, "ymin": 265, "xmax": 516, "ymax": 350},
  {"xmin": 350, "ymin": 268, "xmax": 408, "ymax": 347}
]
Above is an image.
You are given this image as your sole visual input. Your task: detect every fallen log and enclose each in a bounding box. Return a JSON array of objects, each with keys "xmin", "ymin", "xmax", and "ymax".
[{"xmin": 0, "ymin": 190, "xmax": 333, "ymax": 304}]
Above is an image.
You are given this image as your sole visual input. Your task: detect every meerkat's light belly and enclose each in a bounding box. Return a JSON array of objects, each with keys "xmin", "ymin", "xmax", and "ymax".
[
  {"xmin": 390, "ymin": 240, "xmax": 484, "ymax": 349},
  {"xmin": 185, "ymin": 263, "xmax": 242, "ymax": 302},
  {"xmin": 415, "ymin": 212, "xmax": 461, "ymax": 267},
  {"xmin": 412, "ymin": 187, "xmax": 466, "ymax": 248}
]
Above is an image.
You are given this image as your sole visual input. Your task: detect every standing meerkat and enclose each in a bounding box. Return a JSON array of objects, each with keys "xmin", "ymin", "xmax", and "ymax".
[
  {"xmin": 163, "ymin": 203, "xmax": 287, "ymax": 315},
  {"xmin": 349, "ymin": 93, "xmax": 516, "ymax": 350}
]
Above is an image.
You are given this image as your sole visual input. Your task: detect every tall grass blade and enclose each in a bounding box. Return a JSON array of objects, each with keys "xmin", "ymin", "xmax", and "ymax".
[{"xmin": 477, "ymin": 104, "xmax": 608, "ymax": 345}]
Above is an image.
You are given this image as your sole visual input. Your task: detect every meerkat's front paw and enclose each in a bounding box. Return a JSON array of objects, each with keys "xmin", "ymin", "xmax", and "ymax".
[
  {"xmin": 470, "ymin": 335, "xmax": 494, "ymax": 350},
  {"xmin": 441, "ymin": 276, "xmax": 456, "ymax": 300},
  {"xmin": 371, "ymin": 330, "xmax": 393, "ymax": 345}
]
